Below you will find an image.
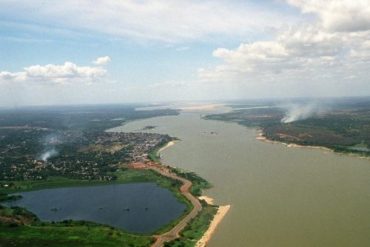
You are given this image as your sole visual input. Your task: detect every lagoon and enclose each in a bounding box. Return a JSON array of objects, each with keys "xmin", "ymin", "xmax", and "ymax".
[{"xmin": 5, "ymin": 183, "xmax": 186, "ymax": 234}]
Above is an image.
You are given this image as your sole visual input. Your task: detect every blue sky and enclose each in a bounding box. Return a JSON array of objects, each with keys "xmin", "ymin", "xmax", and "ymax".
[{"xmin": 0, "ymin": 0, "xmax": 370, "ymax": 106}]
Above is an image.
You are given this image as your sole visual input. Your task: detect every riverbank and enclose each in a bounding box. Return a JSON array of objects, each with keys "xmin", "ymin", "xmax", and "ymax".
[
  {"xmin": 256, "ymin": 130, "xmax": 332, "ymax": 153},
  {"xmin": 153, "ymin": 140, "xmax": 230, "ymax": 247},
  {"xmin": 256, "ymin": 130, "xmax": 370, "ymax": 160},
  {"xmin": 158, "ymin": 140, "xmax": 177, "ymax": 153},
  {"xmin": 196, "ymin": 196, "xmax": 230, "ymax": 247}
]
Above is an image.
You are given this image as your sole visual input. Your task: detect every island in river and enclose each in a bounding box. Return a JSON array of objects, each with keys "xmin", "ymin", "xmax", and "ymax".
[{"xmin": 0, "ymin": 105, "xmax": 221, "ymax": 247}]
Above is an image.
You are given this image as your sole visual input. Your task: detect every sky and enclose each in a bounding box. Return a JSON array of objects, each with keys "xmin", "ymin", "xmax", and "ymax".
[{"xmin": 0, "ymin": 0, "xmax": 370, "ymax": 106}]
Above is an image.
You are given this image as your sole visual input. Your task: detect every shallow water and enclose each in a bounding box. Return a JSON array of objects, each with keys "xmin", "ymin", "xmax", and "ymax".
[
  {"xmin": 112, "ymin": 112, "xmax": 370, "ymax": 247},
  {"xmin": 6, "ymin": 183, "xmax": 186, "ymax": 234}
]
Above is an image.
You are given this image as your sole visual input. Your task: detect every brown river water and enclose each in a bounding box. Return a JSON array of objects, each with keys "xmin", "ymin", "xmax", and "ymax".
[{"xmin": 112, "ymin": 111, "xmax": 370, "ymax": 247}]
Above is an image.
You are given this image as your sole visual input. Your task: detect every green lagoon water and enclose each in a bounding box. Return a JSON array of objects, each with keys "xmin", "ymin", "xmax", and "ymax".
[{"xmin": 112, "ymin": 112, "xmax": 370, "ymax": 247}]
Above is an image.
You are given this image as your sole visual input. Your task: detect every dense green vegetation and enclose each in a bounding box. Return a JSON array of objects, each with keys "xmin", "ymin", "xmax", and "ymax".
[
  {"xmin": 171, "ymin": 169, "xmax": 212, "ymax": 197},
  {"xmin": 164, "ymin": 202, "xmax": 218, "ymax": 247},
  {"xmin": 1, "ymin": 169, "xmax": 178, "ymax": 194},
  {"xmin": 206, "ymin": 98, "xmax": 370, "ymax": 156},
  {"xmin": 0, "ymin": 193, "xmax": 21, "ymax": 202},
  {"xmin": 148, "ymin": 148, "xmax": 161, "ymax": 163},
  {"xmin": 0, "ymin": 209, "xmax": 153, "ymax": 247},
  {"xmin": 0, "ymin": 105, "xmax": 178, "ymax": 132},
  {"xmin": 0, "ymin": 225, "xmax": 153, "ymax": 247}
]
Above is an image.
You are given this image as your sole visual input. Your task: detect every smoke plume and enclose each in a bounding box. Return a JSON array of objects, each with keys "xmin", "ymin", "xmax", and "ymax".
[
  {"xmin": 281, "ymin": 103, "xmax": 327, "ymax": 123},
  {"xmin": 39, "ymin": 134, "xmax": 61, "ymax": 162},
  {"xmin": 41, "ymin": 148, "xmax": 58, "ymax": 161}
]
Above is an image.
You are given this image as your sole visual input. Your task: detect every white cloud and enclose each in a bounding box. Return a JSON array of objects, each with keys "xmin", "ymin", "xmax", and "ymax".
[
  {"xmin": 203, "ymin": 31, "xmax": 365, "ymax": 77},
  {"xmin": 0, "ymin": 61, "xmax": 107, "ymax": 84},
  {"xmin": 0, "ymin": 0, "xmax": 299, "ymax": 43},
  {"xmin": 198, "ymin": 1, "xmax": 370, "ymax": 98},
  {"xmin": 287, "ymin": 0, "xmax": 370, "ymax": 32},
  {"xmin": 93, "ymin": 56, "xmax": 111, "ymax": 65},
  {"xmin": 2, "ymin": 1, "xmax": 370, "ymax": 106}
]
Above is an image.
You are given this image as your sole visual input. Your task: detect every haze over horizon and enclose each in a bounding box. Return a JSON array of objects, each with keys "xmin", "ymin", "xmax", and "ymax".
[{"xmin": 1, "ymin": 0, "xmax": 370, "ymax": 107}]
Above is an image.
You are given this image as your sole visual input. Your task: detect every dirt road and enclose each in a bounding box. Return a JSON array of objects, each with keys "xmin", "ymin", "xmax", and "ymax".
[{"xmin": 148, "ymin": 166, "xmax": 202, "ymax": 247}]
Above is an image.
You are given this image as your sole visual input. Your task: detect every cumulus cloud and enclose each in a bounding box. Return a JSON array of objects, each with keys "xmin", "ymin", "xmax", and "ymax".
[
  {"xmin": 287, "ymin": 0, "xmax": 370, "ymax": 32},
  {"xmin": 1, "ymin": 1, "xmax": 370, "ymax": 105},
  {"xmin": 206, "ymin": 24, "xmax": 347, "ymax": 76},
  {"xmin": 0, "ymin": 0, "xmax": 299, "ymax": 42},
  {"xmin": 0, "ymin": 61, "xmax": 107, "ymax": 84},
  {"xmin": 93, "ymin": 56, "xmax": 111, "ymax": 65},
  {"xmin": 199, "ymin": 1, "xmax": 370, "ymax": 97}
]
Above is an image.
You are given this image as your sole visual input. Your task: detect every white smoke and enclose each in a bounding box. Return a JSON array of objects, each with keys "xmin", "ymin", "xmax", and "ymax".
[
  {"xmin": 281, "ymin": 103, "xmax": 327, "ymax": 123},
  {"xmin": 41, "ymin": 148, "xmax": 58, "ymax": 162},
  {"xmin": 39, "ymin": 134, "xmax": 61, "ymax": 162}
]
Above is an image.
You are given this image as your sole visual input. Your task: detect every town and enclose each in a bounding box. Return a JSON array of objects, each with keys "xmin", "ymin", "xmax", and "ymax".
[{"xmin": 0, "ymin": 129, "xmax": 173, "ymax": 182}]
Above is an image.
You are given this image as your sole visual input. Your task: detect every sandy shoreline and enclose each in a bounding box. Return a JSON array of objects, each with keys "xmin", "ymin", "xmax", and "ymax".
[
  {"xmin": 195, "ymin": 197, "xmax": 231, "ymax": 247},
  {"xmin": 256, "ymin": 130, "xmax": 332, "ymax": 153},
  {"xmin": 158, "ymin": 140, "xmax": 176, "ymax": 154},
  {"xmin": 198, "ymin": 196, "xmax": 214, "ymax": 205},
  {"xmin": 179, "ymin": 104, "xmax": 225, "ymax": 112}
]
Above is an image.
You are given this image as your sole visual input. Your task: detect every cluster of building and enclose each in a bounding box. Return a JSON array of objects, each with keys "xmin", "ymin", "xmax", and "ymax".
[
  {"xmin": 94, "ymin": 132, "xmax": 172, "ymax": 162},
  {"xmin": 0, "ymin": 130, "xmax": 172, "ymax": 181}
]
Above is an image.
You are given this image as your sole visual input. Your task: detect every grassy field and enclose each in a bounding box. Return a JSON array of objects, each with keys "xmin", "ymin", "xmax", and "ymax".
[
  {"xmin": 0, "ymin": 223, "xmax": 153, "ymax": 247},
  {"xmin": 0, "ymin": 205, "xmax": 154, "ymax": 246},
  {"xmin": 1, "ymin": 168, "xmax": 182, "ymax": 193}
]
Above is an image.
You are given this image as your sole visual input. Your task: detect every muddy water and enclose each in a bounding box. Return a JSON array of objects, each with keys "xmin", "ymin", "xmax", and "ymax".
[{"xmin": 112, "ymin": 112, "xmax": 370, "ymax": 247}]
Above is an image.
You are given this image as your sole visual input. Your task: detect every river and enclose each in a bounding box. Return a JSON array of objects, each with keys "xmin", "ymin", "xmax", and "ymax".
[{"xmin": 112, "ymin": 111, "xmax": 370, "ymax": 247}]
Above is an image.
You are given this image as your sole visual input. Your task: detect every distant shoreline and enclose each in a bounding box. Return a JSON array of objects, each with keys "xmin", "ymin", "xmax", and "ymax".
[
  {"xmin": 256, "ymin": 130, "xmax": 332, "ymax": 152},
  {"xmin": 255, "ymin": 130, "xmax": 370, "ymax": 160}
]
